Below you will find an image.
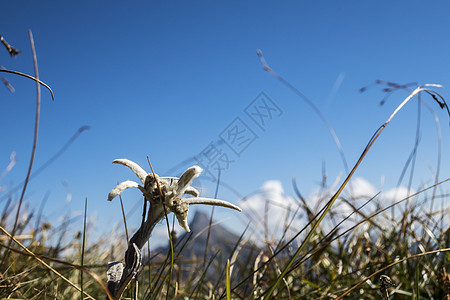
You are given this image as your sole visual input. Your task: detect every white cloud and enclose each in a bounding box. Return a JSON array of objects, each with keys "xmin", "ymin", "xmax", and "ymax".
[
  {"xmin": 381, "ymin": 186, "xmax": 414, "ymax": 203},
  {"xmin": 239, "ymin": 180, "xmax": 302, "ymax": 244},
  {"xmin": 346, "ymin": 177, "xmax": 378, "ymax": 199},
  {"xmin": 238, "ymin": 177, "xmax": 419, "ymax": 244}
]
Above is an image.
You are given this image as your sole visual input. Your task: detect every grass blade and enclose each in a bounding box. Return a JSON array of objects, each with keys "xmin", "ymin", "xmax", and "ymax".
[
  {"xmin": 226, "ymin": 259, "xmax": 231, "ymax": 300},
  {"xmin": 80, "ymin": 198, "xmax": 87, "ymax": 299}
]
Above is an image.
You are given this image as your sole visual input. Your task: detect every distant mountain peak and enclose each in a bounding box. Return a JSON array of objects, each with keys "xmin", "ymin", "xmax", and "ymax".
[
  {"xmin": 188, "ymin": 210, "xmax": 212, "ymax": 233},
  {"xmin": 152, "ymin": 209, "xmax": 257, "ymax": 282}
]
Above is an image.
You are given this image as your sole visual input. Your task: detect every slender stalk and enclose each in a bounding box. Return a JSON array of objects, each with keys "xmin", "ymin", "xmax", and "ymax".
[
  {"xmin": 226, "ymin": 259, "xmax": 231, "ymax": 300},
  {"xmin": 0, "ymin": 68, "xmax": 54, "ymax": 100},
  {"xmin": 81, "ymin": 198, "xmax": 88, "ymax": 299},
  {"xmin": 119, "ymin": 194, "xmax": 129, "ymax": 242},
  {"xmin": 12, "ymin": 30, "xmax": 41, "ymax": 237},
  {"xmin": 204, "ymin": 168, "xmax": 221, "ymax": 264},
  {"xmin": 1, "ymin": 31, "xmax": 44, "ymax": 268}
]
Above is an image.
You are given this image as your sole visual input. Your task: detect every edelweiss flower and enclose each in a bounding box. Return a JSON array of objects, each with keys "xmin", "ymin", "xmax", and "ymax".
[{"xmin": 108, "ymin": 158, "xmax": 241, "ymax": 232}]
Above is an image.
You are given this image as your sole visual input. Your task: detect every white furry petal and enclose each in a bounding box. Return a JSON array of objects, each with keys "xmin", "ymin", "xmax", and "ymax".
[
  {"xmin": 176, "ymin": 214, "xmax": 191, "ymax": 232},
  {"xmin": 176, "ymin": 166, "xmax": 202, "ymax": 195},
  {"xmin": 113, "ymin": 159, "xmax": 147, "ymax": 184},
  {"xmin": 183, "ymin": 186, "xmax": 200, "ymax": 197},
  {"xmin": 108, "ymin": 180, "xmax": 141, "ymax": 201},
  {"xmin": 183, "ymin": 197, "xmax": 242, "ymax": 212}
]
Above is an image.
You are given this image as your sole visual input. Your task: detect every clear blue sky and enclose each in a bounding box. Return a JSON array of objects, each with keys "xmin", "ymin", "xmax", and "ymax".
[{"xmin": 1, "ymin": 1, "xmax": 450, "ymax": 244}]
